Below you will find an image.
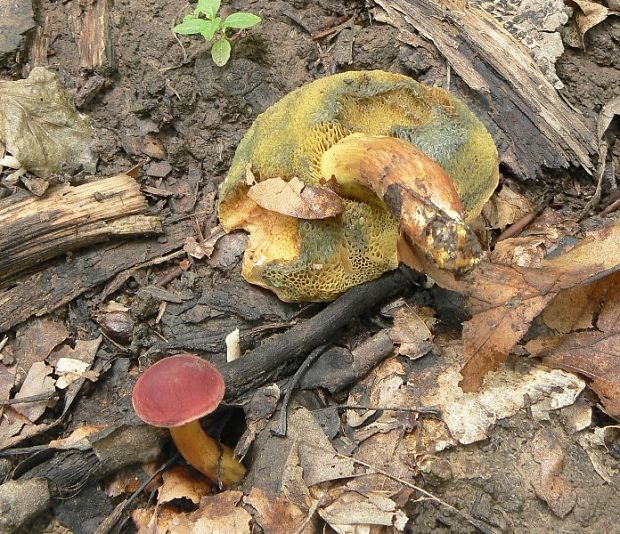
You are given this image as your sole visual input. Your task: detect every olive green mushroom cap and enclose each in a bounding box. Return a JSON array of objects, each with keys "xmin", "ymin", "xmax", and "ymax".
[{"xmin": 219, "ymin": 70, "xmax": 498, "ymax": 302}]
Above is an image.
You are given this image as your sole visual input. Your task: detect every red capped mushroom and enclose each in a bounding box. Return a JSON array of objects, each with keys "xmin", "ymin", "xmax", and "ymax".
[{"xmin": 132, "ymin": 353, "xmax": 246, "ymax": 487}]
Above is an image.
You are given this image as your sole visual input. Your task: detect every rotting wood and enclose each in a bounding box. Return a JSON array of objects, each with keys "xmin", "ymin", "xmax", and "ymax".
[
  {"xmin": 0, "ymin": 219, "xmax": 194, "ymax": 333},
  {"xmin": 0, "ymin": 174, "xmax": 161, "ymax": 283},
  {"xmin": 74, "ymin": 0, "xmax": 115, "ymax": 71},
  {"xmin": 220, "ymin": 269, "xmax": 414, "ymax": 401},
  {"xmin": 374, "ymin": 0, "xmax": 596, "ymax": 180}
]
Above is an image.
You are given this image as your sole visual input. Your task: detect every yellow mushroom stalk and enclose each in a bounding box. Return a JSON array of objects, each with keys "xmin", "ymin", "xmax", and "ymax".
[{"xmin": 320, "ymin": 133, "xmax": 482, "ymax": 273}]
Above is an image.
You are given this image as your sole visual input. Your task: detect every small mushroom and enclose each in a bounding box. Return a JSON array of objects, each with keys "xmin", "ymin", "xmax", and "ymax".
[
  {"xmin": 131, "ymin": 353, "xmax": 246, "ymax": 487},
  {"xmin": 219, "ymin": 70, "xmax": 499, "ymax": 302}
]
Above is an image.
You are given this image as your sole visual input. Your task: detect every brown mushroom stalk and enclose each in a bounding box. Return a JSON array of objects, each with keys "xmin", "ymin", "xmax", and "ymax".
[
  {"xmin": 320, "ymin": 133, "xmax": 481, "ymax": 272},
  {"xmin": 131, "ymin": 354, "xmax": 246, "ymax": 488},
  {"xmin": 169, "ymin": 421, "xmax": 246, "ymax": 487}
]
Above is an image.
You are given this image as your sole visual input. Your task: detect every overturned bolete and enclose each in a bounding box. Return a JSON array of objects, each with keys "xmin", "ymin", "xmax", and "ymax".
[
  {"xmin": 219, "ymin": 70, "xmax": 498, "ymax": 302},
  {"xmin": 132, "ymin": 354, "xmax": 246, "ymax": 487}
]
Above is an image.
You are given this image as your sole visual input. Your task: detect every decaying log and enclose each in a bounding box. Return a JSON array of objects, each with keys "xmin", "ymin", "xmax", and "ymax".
[
  {"xmin": 374, "ymin": 0, "xmax": 596, "ymax": 180},
  {"xmin": 0, "ymin": 174, "xmax": 161, "ymax": 283},
  {"xmin": 0, "ymin": 218, "xmax": 193, "ymax": 333},
  {"xmin": 221, "ymin": 269, "xmax": 413, "ymax": 400}
]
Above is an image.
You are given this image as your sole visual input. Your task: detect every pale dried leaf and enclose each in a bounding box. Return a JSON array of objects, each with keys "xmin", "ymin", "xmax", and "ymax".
[
  {"xmin": 48, "ymin": 424, "xmax": 108, "ymax": 450},
  {"xmin": 570, "ymin": 0, "xmax": 614, "ymax": 48},
  {"xmin": 157, "ymin": 466, "xmax": 212, "ymax": 505},
  {"xmin": 420, "ymin": 344, "xmax": 584, "ymax": 444},
  {"xmin": 597, "ymin": 96, "xmax": 620, "ymax": 140},
  {"xmin": 13, "ymin": 362, "xmax": 56, "ymax": 422},
  {"xmin": 190, "ymin": 491, "xmax": 251, "ymax": 534},
  {"xmin": 248, "ymin": 176, "xmax": 343, "ymax": 219},
  {"xmin": 319, "ymin": 490, "xmax": 408, "ymax": 533},
  {"xmin": 0, "ymin": 68, "xmax": 96, "ymax": 177}
]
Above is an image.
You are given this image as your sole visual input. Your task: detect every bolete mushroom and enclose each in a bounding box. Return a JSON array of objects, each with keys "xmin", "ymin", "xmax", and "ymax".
[
  {"xmin": 219, "ymin": 70, "xmax": 498, "ymax": 302},
  {"xmin": 131, "ymin": 353, "xmax": 246, "ymax": 487}
]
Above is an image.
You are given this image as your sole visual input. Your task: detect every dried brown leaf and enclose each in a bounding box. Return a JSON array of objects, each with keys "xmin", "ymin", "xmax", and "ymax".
[
  {"xmin": 482, "ymin": 185, "xmax": 533, "ymax": 231},
  {"xmin": 461, "ymin": 218, "xmax": 620, "ymax": 392},
  {"xmin": 390, "ymin": 306, "xmax": 433, "ymax": 359},
  {"xmin": 12, "ymin": 361, "xmax": 55, "ymax": 422},
  {"xmin": 529, "ymin": 430, "xmax": 576, "ymax": 518},
  {"xmin": 48, "ymin": 424, "xmax": 108, "ymax": 450},
  {"xmin": 157, "ymin": 466, "xmax": 212, "ymax": 505},
  {"xmin": 528, "ymin": 272, "xmax": 620, "ymax": 418},
  {"xmin": 190, "ymin": 491, "xmax": 251, "ymax": 534},
  {"xmin": 248, "ymin": 176, "xmax": 343, "ymax": 219},
  {"xmin": 245, "ymin": 488, "xmax": 310, "ymax": 534},
  {"xmin": 14, "ymin": 317, "xmax": 68, "ymax": 372},
  {"xmin": 568, "ymin": 0, "xmax": 616, "ymax": 48}
]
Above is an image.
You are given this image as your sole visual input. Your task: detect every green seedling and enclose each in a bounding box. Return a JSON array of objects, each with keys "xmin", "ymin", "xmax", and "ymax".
[{"xmin": 173, "ymin": 0, "xmax": 261, "ymax": 66}]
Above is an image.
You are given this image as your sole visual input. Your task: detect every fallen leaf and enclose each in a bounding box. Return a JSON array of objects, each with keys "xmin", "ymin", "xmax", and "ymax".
[
  {"xmin": 12, "ymin": 361, "xmax": 55, "ymax": 422},
  {"xmin": 157, "ymin": 466, "xmax": 212, "ymax": 505},
  {"xmin": 13, "ymin": 317, "xmax": 68, "ymax": 373},
  {"xmin": 418, "ymin": 343, "xmax": 584, "ymax": 444},
  {"xmin": 0, "ymin": 68, "xmax": 96, "ymax": 177},
  {"xmin": 245, "ymin": 488, "xmax": 312, "ymax": 534},
  {"xmin": 482, "ymin": 185, "xmax": 533, "ymax": 231},
  {"xmin": 597, "ymin": 96, "xmax": 620, "ymax": 140},
  {"xmin": 248, "ymin": 176, "xmax": 343, "ymax": 219},
  {"xmin": 318, "ymin": 488, "xmax": 408, "ymax": 533},
  {"xmin": 566, "ymin": 0, "xmax": 618, "ymax": 49},
  {"xmin": 141, "ymin": 136, "xmax": 166, "ymax": 159},
  {"xmin": 578, "ymin": 428, "xmax": 620, "ymax": 484},
  {"xmin": 529, "ymin": 430, "xmax": 577, "ymax": 518},
  {"xmin": 528, "ymin": 272, "xmax": 620, "ymax": 418},
  {"xmin": 49, "ymin": 337, "xmax": 101, "ymax": 388},
  {"xmin": 460, "ymin": 218, "xmax": 620, "ymax": 392},
  {"xmin": 0, "ymin": 363, "xmax": 14, "ymax": 400},
  {"xmin": 48, "ymin": 424, "xmax": 108, "ymax": 450},
  {"xmin": 389, "ymin": 305, "xmax": 434, "ymax": 359}
]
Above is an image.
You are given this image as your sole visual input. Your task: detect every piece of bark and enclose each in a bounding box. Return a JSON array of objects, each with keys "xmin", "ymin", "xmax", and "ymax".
[
  {"xmin": 0, "ymin": 174, "xmax": 161, "ymax": 283},
  {"xmin": 0, "ymin": 478, "xmax": 50, "ymax": 534},
  {"xmin": 0, "ymin": 219, "xmax": 193, "ymax": 333},
  {"xmin": 221, "ymin": 269, "xmax": 412, "ymax": 400},
  {"xmin": 74, "ymin": 0, "xmax": 115, "ymax": 72},
  {"xmin": 374, "ymin": 0, "xmax": 596, "ymax": 180}
]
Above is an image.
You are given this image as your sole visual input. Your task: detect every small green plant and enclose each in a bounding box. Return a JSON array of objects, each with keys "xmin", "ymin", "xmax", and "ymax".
[{"xmin": 173, "ymin": 0, "xmax": 261, "ymax": 67}]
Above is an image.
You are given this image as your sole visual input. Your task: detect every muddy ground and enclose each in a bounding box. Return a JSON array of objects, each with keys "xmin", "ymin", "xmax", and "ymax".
[{"xmin": 1, "ymin": 0, "xmax": 620, "ymax": 533}]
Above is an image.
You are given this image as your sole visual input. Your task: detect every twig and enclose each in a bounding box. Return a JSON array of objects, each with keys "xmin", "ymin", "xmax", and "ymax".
[
  {"xmin": 0, "ymin": 392, "xmax": 59, "ymax": 406},
  {"xmin": 495, "ymin": 194, "xmax": 553, "ymax": 243},
  {"xmin": 272, "ymin": 345, "xmax": 328, "ymax": 437},
  {"xmin": 600, "ymin": 197, "xmax": 620, "ymax": 217},
  {"xmin": 221, "ymin": 268, "xmax": 412, "ymax": 400},
  {"xmin": 311, "ymin": 15, "xmax": 357, "ymax": 40}
]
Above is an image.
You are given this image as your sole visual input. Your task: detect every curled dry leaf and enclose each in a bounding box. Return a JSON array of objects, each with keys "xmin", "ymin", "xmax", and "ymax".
[
  {"xmin": 157, "ymin": 466, "xmax": 212, "ymax": 505},
  {"xmin": 528, "ymin": 272, "xmax": 620, "ymax": 419},
  {"xmin": 248, "ymin": 176, "xmax": 343, "ymax": 220},
  {"xmin": 0, "ymin": 68, "xmax": 96, "ymax": 177},
  {"xmin": 13, "ymin": 362, "xmax": 55, "ymax": 423},
  {"xmin": 565, "ymin": 0, "xmax": 619, "ymax": 49},
  {"xmin": 244, "ymin": 488, "xmax": 311, "ymax": 534},
  {"xmin": 460, "ymin": 218, "xmax": 620, "ymax": 392},
  {"xmin": 597, "ymin": 96, "xmax": 620, "ymax": 140},
  {"xmin": 482, "ymin": 184, "xmax": 533, "ymax": 231},
  {"xmin": 389, "ymin": 306, "xmax": 434, "ymax": 359}
]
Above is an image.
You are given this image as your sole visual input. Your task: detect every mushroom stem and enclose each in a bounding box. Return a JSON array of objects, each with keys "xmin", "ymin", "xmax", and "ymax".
[
  {"xmin": 169, "ymin": 420, "xmax": 246, "ymax": 487},
  {"xmin": 320, "ymin": 133, "xmax": 481, "ymax": 272}
]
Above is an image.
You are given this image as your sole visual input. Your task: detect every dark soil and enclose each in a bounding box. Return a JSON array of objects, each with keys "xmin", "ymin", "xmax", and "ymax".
[{"xmin": 1, "ymin": 1, "xmax": 619, "ymax": 533}]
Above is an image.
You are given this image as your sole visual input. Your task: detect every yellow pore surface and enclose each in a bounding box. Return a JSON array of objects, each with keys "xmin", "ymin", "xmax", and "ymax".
[{"xmin": 219, "ymin": 71, "xmax": 498, "ymax": 302}]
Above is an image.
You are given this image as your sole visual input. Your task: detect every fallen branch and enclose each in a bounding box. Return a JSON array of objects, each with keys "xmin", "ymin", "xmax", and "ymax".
[
  {"xmin": 0, "ymin": 174, "xmax": 161, "ymax": 282},
  {"xmin": 221, "ymin": 269, "xmax": 415, "ymax": 400}
]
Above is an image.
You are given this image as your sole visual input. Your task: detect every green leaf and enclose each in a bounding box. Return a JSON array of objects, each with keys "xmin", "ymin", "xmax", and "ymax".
[
  {"xmin": 173, "ymin": 16, "xmax": 212, "ymax": 36},
  {"xmin": 211, "ymin": 37, "xmax": 231, "ymax": 66},
  {"xmin": 194, "ymin": 0, "xmax": 220, "ymax": 18},
  {"xmin": 222, "ymin": 12, "xmax": 261, "ymax": 30},
  {"xmin": 200, "ymin": 17, "xmax": 221, "ymax": 41}
]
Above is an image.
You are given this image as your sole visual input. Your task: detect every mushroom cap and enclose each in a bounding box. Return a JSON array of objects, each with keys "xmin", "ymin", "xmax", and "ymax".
[
  {"xmin": 219, "ymin": 70, "xmax": 498, "ymax": 302},
  {"xmin": 132, "ymin": 354, "xmax": 225, "ymax": 428}
]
